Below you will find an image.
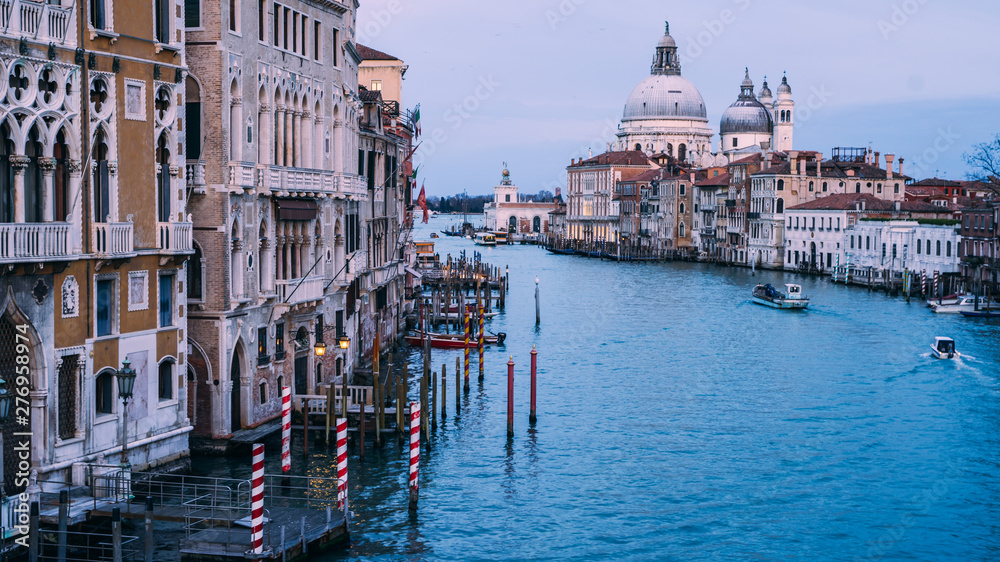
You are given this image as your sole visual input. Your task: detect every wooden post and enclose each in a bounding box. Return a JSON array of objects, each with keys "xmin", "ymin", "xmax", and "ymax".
[
  {"xmin": 420, "ymin": 362, "xmax": 429, "ymax": 440},
  {"xmin": 455, "ymin": 356, "xmax": 461, "ymax": 414},
  {"xmin": 478, "ymin": 305, "xmax": 485, "ymax": 380},
  {"xmin": 396, "ymin": 373, "xmax": 404, "ymax": 438},
  {"xmin": 463, "ymin": 311, "xmax": 470, "ymax": 389},
  {"xmin": 57, "ymin": 490, "xmax": 68, "ymax": 561},
  {"xmin": 112, "ymin": 506, "xmax": 122, "ymax": 562},
  {"xmin": 441, "ymin": 363, "xmax": 447, "ymax": 419},
  {"xmin": 431, "ymin": 370, "xmax": 437, "ymax": 432},
  {"xmin": 326, "ymin": 382, "xmax": 334, "ymax": 445},
  {"xmin": 302, "ymin": 398, "xmax": 310, "ymax": 458},
  {"xmin": 144, "ymin": 496, "xmax": 154, "ymax": 562},
  {"xmin": 341, "ymin": 358, "xmax": 348, "ymax": 419},
  {"xmin": 530, "ymin": 346, "xmax": 538, "ymax": 424},
  {"xmin": 507, "ymin": 356, "xmax": 514, "ymax": 438},
  {"xmin": 535, "ymin": 277, "xmax": 540, "ymax": 324},
  {"xmin": 359, "ymin": 399, "xmax": 365, "ymax": 461}
]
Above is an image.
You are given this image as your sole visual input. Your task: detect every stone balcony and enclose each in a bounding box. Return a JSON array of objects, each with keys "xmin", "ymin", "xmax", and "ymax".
[
  {"xmin": 276, "ymin": 275, "xmax": 324, "ymax": 306},
  {"xmin": 0, "ymin": 0, "xmax": 76, "ymax": 46},
  {"xmin": 0, "ymin": 222, "xmax": 72, "ymax": 263},
  {"xmin": 157, "ymin": 220, "xmax": 194, "ymax": 254},
  {"xmin": 259, "ymin": 165, "xmax": 337, "ymax": 198},
  {"xmin": 186, "ymin": 160, "xmax": 206, "ymax": 194},
  {"xmin": 93, "ymin": 221, "xmax": 134, "ymax": 258}
]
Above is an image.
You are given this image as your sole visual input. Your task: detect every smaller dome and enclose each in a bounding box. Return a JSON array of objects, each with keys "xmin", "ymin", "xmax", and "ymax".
[
  {"xmin": 658, "ymin": 34, "xmax": 676, "ymax": 48},
  {"xmin": 778, "ymin": 75, "xmax": 792, "ymax": 96},
  {"xmin": 740, "ymin": 68, "xmax": 753, "ymax": 90},
  {"xmin": 759, "ymin": 77, "xmax": 772, "ymax": 99}
]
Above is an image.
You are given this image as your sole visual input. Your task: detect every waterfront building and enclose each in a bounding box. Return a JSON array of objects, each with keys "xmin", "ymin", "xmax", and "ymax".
[
  {"xmin": 184, "ymin": 0, "xmax": 407, "ymax": 443},
  {"xmin": 0, "ymin": 0, "xmax": 194, "ymax": 499},
  {"xmin": 483, "ymin": 167, "xmax": 556, "ymax": 234},
  {"xmin": 838, "ymin": 219, "xmax": 962, "ymax": 282},
  {"xmin": 958, "ymin": 202, "xmax": 998, "ymax": 292},
  {"xmin": 719, "ymin": 71, "xmax": 794, "ymax": 159},
  {"xmin": 785, "ymin": 193, "xmax": 952, "ymax": 273},
  {"xmin": 694, "ymin": 170, "xmax": 729, "ymax": 259},
  {"xmin": 564, "ymin": 151, "xmax": 652, "ymax": 246}
]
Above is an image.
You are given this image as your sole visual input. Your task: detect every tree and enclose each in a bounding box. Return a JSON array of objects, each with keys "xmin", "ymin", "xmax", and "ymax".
[{"xmin": 964, "ymin": 135, "xmax": 1000, "ymax": 197}]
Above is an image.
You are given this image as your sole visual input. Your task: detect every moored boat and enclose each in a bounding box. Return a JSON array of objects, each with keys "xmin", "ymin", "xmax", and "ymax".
[
  {"xmin": 930, "ymin": 296, "xmax": 1000, "ymax": 314},
  {"xmin": 546, "ymin": 247, "xmax": 576, "ymax": 255},
  {"xmin": 474, "ymin": 233, "xmax": 496, "ymax": 246},
  {"xmin": 752, "ymin": 283, "xmax": 809, "ymax": 309},
  {"xmin": 405, "ymin": 331, "xmax": 506, "ymax": 348},
  {"xmin": 960, "ymin": 309, "xmax": 1000, "ymax": 318},
  {"xmin": 930, "ymin": 337, "xmax": 959, "ymax": 359}
]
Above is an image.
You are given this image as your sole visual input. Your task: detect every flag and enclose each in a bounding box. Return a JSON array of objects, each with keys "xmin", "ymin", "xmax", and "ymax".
[
  {"xmin": 411, "ymin": 165, "xmax": 420, "ymax": 182},
  {"xmin": 417, "ymin": 182, "xmax": 429, "ymax": 224},
  {"xmin": 412, "ymin": 104, "xmax": 421, "ymax": 137}
]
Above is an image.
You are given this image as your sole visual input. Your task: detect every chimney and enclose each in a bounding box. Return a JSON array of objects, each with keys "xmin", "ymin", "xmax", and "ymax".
[
  {"xmin": 789, "ymin": 151, "xmax": 799, "ymax": 175},
  {"xmin": 690, "ymin": 172, "xmax": 696, "ymax": 184},
  {"xmin": 799, "ymin": 158, "xmax": 807, "ymax": 176},
  {"xmin": 885, "ymin": 154, "xmax": 895, "ymax": 180},
  {"xmin": 866, "ymin": 148, "xmax": 872, "ymax": 164},
  {"xmin": 898, "ymin": 157, "xmax": 904, "ymax": 177},
  {"xmin": 555, "ymin": 187, "xmax": 561, "ymax": 198},
  {"xmin": 894, "ymin": 200, "xmax": 901, "ymax": 212},
  {"xmin": 589, "ymin": 148, "xmax": 593, "ymax": 158},
  {"xmin": 861, "ymin": 200, "xmax": 866, "ymax": 211},
  {"xmin": 815, "ymin": 153, "xmax": 823, "ymax": 178},
  {"xmin": 874, "ymin": 151, "xmax": 881, "ymax": 168}
]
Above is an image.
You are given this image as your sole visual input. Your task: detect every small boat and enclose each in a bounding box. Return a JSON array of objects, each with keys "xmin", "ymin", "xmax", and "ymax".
[
  {"xmin": 930, "ymin": 337, "xmax": 959, "ymax": 359},
  {"xmin": 493, "ymin": 231, "xmax": 509, "ymax": 245},
  {"xmin": 960, "ymin": 309, "xmax": 1000, "ymax": 318},
  {"xmin": 930, "ymin": 296, "xmax": 1000, "ymax": 314},
  {"xmin": 405, "ymin": 331, "xmax": 506, "ymax": 349},
  {"xmin": 441, "ymin": 229, "xmax": 463, "ymax": 237},
  {"xmin": 925, "ymin": 293, "xmax": 965, "ymax": 308},
  {"xmin": 474, "ymin": 233, "xmax": 496, "ymax": 246},
  {"xmin": 430, "ymin": 233, "xmax": 439, "ymax": 239},
  {"xmin": 546, "ymin": 247, "xmax": 576, "ymax": 255},
  {"xmin": 752, "ymin": 283, "xmax": 809, "ymax": 309}
]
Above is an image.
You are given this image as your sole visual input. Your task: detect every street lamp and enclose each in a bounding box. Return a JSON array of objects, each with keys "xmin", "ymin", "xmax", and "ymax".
[{"xmin": 115, "ymin": 358, "xmax": 137, "ymax": 469}]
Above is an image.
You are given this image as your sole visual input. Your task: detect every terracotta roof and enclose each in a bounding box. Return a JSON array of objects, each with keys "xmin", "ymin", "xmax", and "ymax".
[
  {"xmin": 695, "ymin": 172, "xmax": 730, "ymax": 187},
  {"xmin": 570, "ymin": 150, "xmax": 652, "ymax": 168},
  {"xmin": 787, "ymin": 193, "xmax": 944, "ymax": 213},
  {"xmin": 753, "ymin": 160, "xmax": 912, "ymax": 181},
  {"xmin": 359, "ymin": 87, "xmax": 382, "ymax": 103},
  {"xmin": 912, "ymin": 177, "xmax": 964, "ymax": 188},
  {"xmin": 729, "ymin": 152, "xmax": 787, "ymax": 166},
  {"xmin": 357, "ymin": 44, "xmax": 400, "ymax": 61},
  {"xmin": 621, "ymin": 168, "xmax": 673, "ymax": 183},
  {"xmin": 906, "ymin": 185, "xmax": 945, "ymax": 197}
]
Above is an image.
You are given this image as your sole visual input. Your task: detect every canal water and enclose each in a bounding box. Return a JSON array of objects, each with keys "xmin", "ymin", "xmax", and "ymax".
[{"xmin": 193, "ymin": 215, "xmax": 1000, "ymax": 561}]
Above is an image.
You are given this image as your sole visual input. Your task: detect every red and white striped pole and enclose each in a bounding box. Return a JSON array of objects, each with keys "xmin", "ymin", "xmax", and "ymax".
[
  {"xmin": 408, "ymin": 402, "xmax": 420, "ymax": 512},
  {"xmin": 921, "ymin": 269, "xmax": 927, "ymax": 297},
  {"xmin": 463, "ymin": 312, "xmax": 470, "ymax": 389},
  {"xmin": 478, "ymin": 306, "xmax": 485, "ymax": 379},
  {"xmin": 934, "ymin": 270, "xmax": 940, "ymax": 303},
  {"xmin": 250, "ymin": 443, "xmax": 265, "ymax": 561},
  {"xmin": 281, "ymin": 386, "xmax": 291, "ymax": 472},
  {"xmin": 336, "ymin": 418, "xmax": 347, "ymax": 511}
]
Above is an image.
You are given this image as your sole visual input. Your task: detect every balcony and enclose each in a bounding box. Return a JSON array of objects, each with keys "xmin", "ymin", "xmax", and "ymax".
[
  {"xmin": 228, "ymin": 162, "xmax": 256, "ymax": 191},
  {"xmin": 747, "ymin": 212, "xmax": 761, "ymax": 220},
  {"xmin": 93, "ymin": 222, "xmax": 134, "ymax": 257},
  {"xmin": 0, "ymin": 0, "xmax": 76, "ymax": 46},
  {"xmin": 0, "ymin": 222, "xmax": 72, "ymax": 263},
  {"xmin": 185, "ymin": 160, "xmax": 206, "ymax": 194},
  {"xmin": 276, "ymin": 275, "xmax": 324, "ymax": 306},
  {"xmin": 340, "ymin": 174, "xmax": 367, "ymax": 199},
  {"xmin": 725, "ymin": 200, "xmax": 737, "ymax": 208},
  {"xmin": 157, "ymin": 221, "xmax": 194, "ymax": 254}
]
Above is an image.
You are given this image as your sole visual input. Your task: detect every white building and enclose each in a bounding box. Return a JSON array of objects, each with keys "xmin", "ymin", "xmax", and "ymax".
[
  {"xmin": 840, "ymin": 220, "xmax": 962, "ymax": 278},
  {"xmin": 483, "ymin": 167, "xmax": 556, "ymax": 234}
]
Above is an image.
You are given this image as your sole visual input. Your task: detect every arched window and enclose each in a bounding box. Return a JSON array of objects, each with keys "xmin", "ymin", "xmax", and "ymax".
[
  {"xmin": 679, "ymin": 223, "xmax": 685, "ymax": 237},
  {"xmin": 159, "ymin": 360, "xmax": 174, "ymax": 401},
  {"xmin": 776, "ymin": 198, "xmax": 784, "ymax": 213},
  {"xmin": 93, "ymin": 128, "xmax": 110, "ymax": 223},
  {"xmin": 855, "ymin": 183, "xmax": 861, "ymax": 193},
  {"xmin": 508, "ymin": 215, "xmax": 517, "ymax": 232},
  {"xmin": 635, "ymin": 143, "xmax": 641, "ymax": 151},
  {"xmin": 822, "ymin": 182, "xmax": 828, "ymax": 192},
  {"xmin": 259, "ymin": 381, "xmax": 267, "ymax": 404},
  {"xmin": 678, "ymin": 144, "xmax": 687, "ymax": 162},
  {"xmin": 157, "ymin": 132, "xmax": 171, "ymax": 223},
  {"xmin": 777, "ymin": 179, "xmax": 784, "ymax": 191},
  {"xmin": 916, "ymin": 239, "xmax": 921, "ymax": 255},
  {"xmin": 186, "ymin": 77, "xmax": 202, "ymax": 160},
  {"xmin": 0, "ymin": 122, "xmax": 13, "ymax": 222},
  {"xmin": 666, "ymin": 143, "xmax": 673, "ymax": 157},
  {"xmin": 25, "ymin": 126, "xmax": 43, "ymax": 222},
  {"xmin": 533, "ymin": 216, "xmax": 541, "ymax": 233},
  {"xmin": 866, "ymin": 236, "xmax": 870, "ymax": 251},
  {"xmin": 188, "ymin": 242, "xmax": 204, "ymax": 301},
  {"xmin": 946, "ymin": 241, "xmax": 951, "ymax": 257},
  {"xmin": 96, "ymin": 369, "xmax": 115, "ymax": 414},
  {"xmin": 808, "ymin": 181, "xmax": 814, "ymax": 192},
  {"xmin": 936, "ymin": 240, "xmax": 941, "ymax": 256},
  {"xmin": 679, "ymin": 203, "xmax": 685, "ymax": 215},
  {"xmin": 229, "ymin": 80, "xmax": 242, "ymax": 162},
  {"xmin": 54, "ymin": 129, "xmax": 71, "ymax": 221}
]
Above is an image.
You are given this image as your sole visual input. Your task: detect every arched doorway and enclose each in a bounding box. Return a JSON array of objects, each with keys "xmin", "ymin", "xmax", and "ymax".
[
  {"xmin": 294, "ymin": 327, "xmax": 309, "ymax": 395},
  {"xmin": 230, "ymin": 343, "xmax": 244, "ymax": 433},
  {"xmin": 810, "ymin": 242, "xmax": 817, "ymax": 268},
  {"xmin": 508, "ymin": 215, "xmax": 517, "ymax": 233},
  {"xmin": 533, "ymin": 216, "xmax": 541, "ymax": 233},
  {"xmin": 0, "ymin": 298, "xmax": 43, "ymax": 495}
]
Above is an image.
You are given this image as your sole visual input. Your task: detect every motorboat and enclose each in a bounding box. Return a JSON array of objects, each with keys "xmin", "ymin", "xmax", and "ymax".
[
  {"xmin": 405, "ymin": 331, "xmax": 506, "ymax": 349},
  {"xmin": 930, "ymin": 337, "xmax": 958, "ymax": 359},
  {"xmin": 930, "ymin": 296, "xmax": 1000, "ymax": 314},
  {"xmin": 752, "ymin": 283, "xmax": 809, "ymax": 309},
  {"xmin": 546, "ymin": 247, "xmax": 576, "ymax": 255},
  {"xmin": 474, "ymin": 233, "xmax": 496, "ymax": 246},
  {"xmin": 925, "ymin": 293, "xmax": 965, "ymax": 308},
  {"xmin": 493, "ymin": 231, "xmax": 509, "ymax": 245},
  {"xmin": 960, "ymin": 309, "xmax": 1000, "ymax": 318}
]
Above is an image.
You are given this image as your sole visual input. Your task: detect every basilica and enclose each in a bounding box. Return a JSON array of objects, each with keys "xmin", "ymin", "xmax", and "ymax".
[{"xmin": 616, "ymin": 22, "xmax": 795, "ymax": 165}]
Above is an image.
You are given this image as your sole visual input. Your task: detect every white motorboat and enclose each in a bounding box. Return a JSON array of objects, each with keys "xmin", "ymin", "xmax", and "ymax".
[
  {"xmin": 930, "ymin": 337, "xmax": 959, "ymax": 359},
  {"xmin": 930, "ymin": 296, "xmax": 1000, "ymax": 314},
  {"xmin": 474, "ymin": 233, "xmax": 496, "ymax": 246},
  {"xmin": 752, "ymin": 283, "xmax": 809, "ymax": 309}
]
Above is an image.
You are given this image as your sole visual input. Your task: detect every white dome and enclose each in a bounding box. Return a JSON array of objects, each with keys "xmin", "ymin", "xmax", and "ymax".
[{"xmin": 622, "ymin": 74, "xmax": 708, "ymax": 121}]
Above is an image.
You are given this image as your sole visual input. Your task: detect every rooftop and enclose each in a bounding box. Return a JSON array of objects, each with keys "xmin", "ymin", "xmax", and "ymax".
[
  {"xmin": 787, "ymin": 193, "xmax": 944, "ymax": 213},
  {"xmin": 357, "ymin": 44, "xmax": 401, "ymax": 61},
  {"xmin": 570, "ymin": 151, "xmax": 652, "ymax": 168}
]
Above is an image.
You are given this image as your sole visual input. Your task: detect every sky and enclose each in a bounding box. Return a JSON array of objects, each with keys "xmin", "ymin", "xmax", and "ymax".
[{"xmin": 356, "ymin": 0, "xmax": 1000, "ymax": 197}]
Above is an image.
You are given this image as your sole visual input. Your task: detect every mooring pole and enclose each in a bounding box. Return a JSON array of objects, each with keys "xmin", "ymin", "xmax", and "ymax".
[
  {"xmin": 112, "ymin": 507, "xmax": 122, "ymax": 562},
  {"xmin": 463, "ymin": 311, "xmax": 470, "ymax": 390},
  {"xmin": 478, "ymin": 305, "xmax": 485, "ymax": 380},
  {"xmin": 535, "ymin": 276, "xmax": 540, "ymax": 325},
  {"xmin": 57, "ymin": 490, "xmax": 68, "ymax": 561},
  {"xmin": 530, "ymin": 346, "xmax": 538, "ymax": 424},
  {"xmin": 507, "ymin": 356, "xmax": 515, "ymax": 438},
  {"xmin": 326, "ymin": 382, "xmax": 334, "ymax": 445},
  {"xmin": 431, "ymin": 370, "xmax": 437, "ymax": 432},
  {"xmin": 441, "ymin": 363, "xmax": 447, "ymax": 419},
  {"xmin": 409, "ymin": 401, "xmax": 420, "ymax": 513},
  {"xmin": 455, "ymin": 356, "xmax": 461, "ymax": 413},
  {"xmin": 303, "ymin": 398, "xmax": 310, "ymax": 457},
  {"xmin": 359, "ymin": 399, "xmax": 365, "ymax": 461},
  {"xmin": 144, "ymin": 496, "xmax": 154, "ymax": 562}
]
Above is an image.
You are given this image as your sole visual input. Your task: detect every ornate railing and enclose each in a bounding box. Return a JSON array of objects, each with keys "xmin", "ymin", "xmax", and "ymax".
[
  {"xmin": 185, "ymin": 160, "xmax": 206, "ymax": 192},
  {"xmin": 0, "ymin": 222, "xmax": 71, "ymax": 262},
  {"xmin": 227, "ymin": 162, "xmax": 255, "ymax": 190},
  {"xmin": 0, "ymin": 0, "xmax": 75, "ymax": 45},
  {"xmin": 276, "ymin": 275, "xmax": 324, "ymax": 304},
  {"xmin": 158, "ymin": 221, "xmax": 193, "ymax": 253},
  {"xmin": 93, "ymin": 221, "xmax": 134, "ymax": 257}
]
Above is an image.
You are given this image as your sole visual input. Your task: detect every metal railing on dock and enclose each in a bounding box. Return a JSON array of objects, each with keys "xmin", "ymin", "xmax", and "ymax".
[{"xmin": 35, "ymin": 529, "xmax": 141, "ymax": 561}]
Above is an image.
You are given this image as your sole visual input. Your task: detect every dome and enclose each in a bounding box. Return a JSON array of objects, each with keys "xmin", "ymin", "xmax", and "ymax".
[
  {"xmin": 759, "ymin": 78, "xmax": 772, "ymax": 99},
  {"xmin": 777, "ymin": 75, "xmax": 791, "ymax": 96},
  {"xmin": 657, "ymin": 34, "xmax": 676, "ymax": 48},
  {"xmin": 720, "ymin": 100, "xmax": 773, "ymax": 135},
  {"xmin": 622, "ymin": 74, "xmax": 707, "ymax": 121}
]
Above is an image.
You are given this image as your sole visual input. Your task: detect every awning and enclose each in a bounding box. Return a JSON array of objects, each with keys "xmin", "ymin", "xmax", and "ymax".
[
  {"xmin": 404, "ymin": 266, "xmax": 423, "ymax": 281},
  {"xmin": 276, "ymin": 198, "xmax": 318, "ymax": 221}
]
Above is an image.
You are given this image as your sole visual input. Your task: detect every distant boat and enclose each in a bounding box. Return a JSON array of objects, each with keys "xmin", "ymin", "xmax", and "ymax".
[
  {"xmin": 493, "ymin": 231, "xmax": 509, "ymax": 245},
  {"xmin": 930, "ymin": 337, "xmax": 959, "ymax": 359},
  {"xmin": 930, "ymin": 296, "xmax": 1000, "ymax": 314},
  {"xmin": 546, "ymin": 247, "xmax": 576, "ymax": 255},
  {"xmin": 474, "ymin": 233, "xmax": 496, "ymax": 246},
  {"xmin": 405, "ymin": 331, "xmax": 506, "ymax": 349},
  {"xmin": 959, "ymin": 309, "xmax": 1000, "ymax": 318},
  {"xmin": 430, "ymin": 233, "xmax": 439, "ymax": 238},
  {"xmin": 752, "ymin": 283, "xmax": 809, "ymax": 309}
]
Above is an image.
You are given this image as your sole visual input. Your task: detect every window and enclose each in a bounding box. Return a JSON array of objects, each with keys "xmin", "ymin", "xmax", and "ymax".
[
  {"xmin": 90, "ymin": 0, "xmax": 107, "ymax": 30},
  {"xmin": 811, "ymin": 217, "xmax": 815, "ymax": 229},
  {"xmin": 732, "ymin": 137, "xmax": 738, "ymax": 148},
  {"xmin": 505, "ymin": 194, "xmax": 510, "ymax": 202},
  {"xmin": 273, "ymin": 4, "xmax": 279, "ymax": 46},
  {"xmin": 275, "ymin": 322, "xmax": 285, "ymax": 359},
  {"xmin": 882, "ymin": 243, "xmax": 886, "ymax": 259},
  {"xmin": 159, "ymin": 274, "xmax": 174, "ymax": 327},
  {"xmin": 926, "ymin": 240, "xmax": 931, "ymax": 255},
  {"xmin": 777, "ymin": 179, "xmax": 784, "ymax": 191},
  {"xmin": 866, "ymin": 236, "xmax": 870, "ymax": 251},
  {"xmin": 776, "ymin": 198, "xmax": 783, "ymax": 213},
  {"xmin": 855, "ymin": 183, "xmax": 861, "ymax": 193},
  {"xmin": 851, "ymin": 236, "xmax": 855, "ymax": 249},
  {"xmin": 679, "ymin": 223, "xmax": 685, "ymax": 237},
  {"xmin": 159, "ymin": 361, "xmax": 173, "ymax": 401},
  {"xmin": 892, "ymin": 244, "xmax": 897, "ymax": 260},
  {"xmin": 314, "ymin": 21, "xmax": 321, "ymax": 60},
  {"xmin": 822, "ymin": 182, "xmax": 828, "ymax": 192},
  {"xmin": 155, "ymin": 0, "xmax": 171, "ymax": 42},
  {"xmin": 679, "ymin": 203, "xmax": 685, "ymax": 215},
  {"xmin": 96, "ymin": 278, "xmax": 115, "ymax": 336},
  {"xmin": 257, "ymin": 326, "xmax": 268, "ymax": 364},
  {"xmin": 809, "ymin": 181, "xmax": 814, "ymax": 192},
  {"xmin": 229, "ymin": 0, "xmax": 239, "ymax": 32},
  {"xmin": 96, "ymin": 371, "xmax": 114, "ymax": 414},
  {"xmin": 188, "ymin": 245, "xmax": 203, "ymax": 300},
  {"xmin": 877, "ymin": 183, "xmax": 882, "ymax": 194},
  {"xmin": 370, "ymin": 80, "xmax": 382, "ymax": 91},
  {"xmin": 258, "ymin": 0, "xmax": 264, "ymax": 40},
  {"xmin": 936, "ymin": 240, "xmax": 941, "ymax": 256},
  {"xmin": 331, "ymin": 29, "xmax": 339, "ymax": 66},
  {"xmin": 946, "ymin": 241, "xmax": 951, "ymax": 257},
  {"xmin": 679, "ymin": 184, "xmax": 686, "ymax": 196},
  {"xmin": 259, "ymin": 381, "xmax": 267, "ymax": 404},
  {"xmin": 894, "ymin": 183, "xmax": 900, "ymax": 194}
]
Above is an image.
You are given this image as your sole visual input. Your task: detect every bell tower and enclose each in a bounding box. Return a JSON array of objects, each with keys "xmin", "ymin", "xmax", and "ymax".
[{"xmin": 651, "ymin": 21, "xmax": 681, "ymax": 76}]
